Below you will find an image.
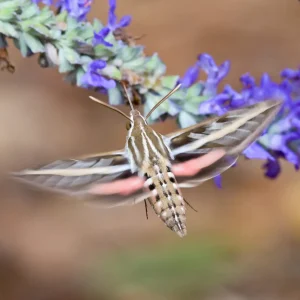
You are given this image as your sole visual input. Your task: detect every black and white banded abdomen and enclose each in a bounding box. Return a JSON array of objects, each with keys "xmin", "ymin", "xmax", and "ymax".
[{"xmin": 143, "ymin": 160, "xmax": 187, "ymax": 237}]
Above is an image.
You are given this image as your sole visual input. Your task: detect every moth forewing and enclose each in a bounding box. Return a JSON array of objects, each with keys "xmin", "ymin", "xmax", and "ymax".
[{"xmin": 167, "ymin": 99, "xmax": 282, "ymax": 158}]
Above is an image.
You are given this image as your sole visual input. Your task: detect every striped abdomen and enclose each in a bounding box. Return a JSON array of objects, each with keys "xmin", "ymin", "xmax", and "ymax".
[{"xmin": 143, "ymin": 160, "xmax": 187, "ymax": 237}]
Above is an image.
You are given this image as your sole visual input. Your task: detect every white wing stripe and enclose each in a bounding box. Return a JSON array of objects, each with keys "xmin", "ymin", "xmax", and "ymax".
[
  {"xmin": 13, "ymin": 164, "xmax": 131, "ymax": 177},
  {"xmin": 172, "ymin": 104, "xmax": 269, "ymax": 156}
]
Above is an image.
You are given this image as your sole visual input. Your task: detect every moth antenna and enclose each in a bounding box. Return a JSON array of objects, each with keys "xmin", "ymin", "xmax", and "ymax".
[
  {"xmin": 146, "ymin": 84, "xmax": 182, "ymax": 120},
  {"xmin": 120, "ymin": 81, "xmax": 135, "ymax": 111},
  {"xmin": 88, "ymin": 96, "xmax": 131, "ymax": 122}
]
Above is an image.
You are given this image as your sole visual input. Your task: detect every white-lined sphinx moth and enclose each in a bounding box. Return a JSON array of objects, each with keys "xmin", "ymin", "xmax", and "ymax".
[{"xmin": 12, "ymin": 84, "xmax": 282, "ymax": 237}]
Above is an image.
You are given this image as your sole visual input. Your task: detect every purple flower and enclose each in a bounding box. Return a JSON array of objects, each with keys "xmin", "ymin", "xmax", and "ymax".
[
  {"xmin": 263, "ymin": 159, "xmax": 281, "ymax": 179},
  {"xmin": 197, "ymin": 53, "xmax": 230, "ymax": 97},
  {"xmin": 180, "ymin": 64, "xmax": 199, "ymax": 88},
  {"xmin": 81, "ymin": 60, "xmax": 116, "ymax": 90},
  {"xmin": 93, "ymin": 0, "xmax": 131, "ymax": 47},
  {"xmin": 214, "ymin": 174, "xmax": 222, "ymax": 189},
  {"xmin": 33, "ymin": 0, "xmax": 92, "ymax": 20},
  {"xmin": 198, "ymin": 93, "xmax": 229, "ymax": 115},
  {"xmin": 59, "ymin": 0, "xmax": 92, "ymax": 21},
  {"xmin": 108, "ymin": 0, "xmax": 131, "ymax": 31},
  {"xmin": 243, "ymin": 143, "xmax": 274, "ymax": 161},
  {"xmin": 194, "ymin": 56, "xmax": 300, "ymax": 179},
  {"xmin": 265, "ymin": 133, "xmax": 300, "ymax": 167},
  {"xmin": 32, "ymin": 0, "xmax": 53, "ymax": 5},
  {"xmin": 281, "ymin": 67, "xmax": 300, "ymax": 101},
  {"xmin": 93, "ymin": 27, "xmax": 113, "ymax": 47}
]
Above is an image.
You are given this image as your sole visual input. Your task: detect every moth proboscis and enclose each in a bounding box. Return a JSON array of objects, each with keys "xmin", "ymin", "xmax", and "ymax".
[{"xmin": 11, "ymin": 83, "xmax": 282, "ymax": 237}]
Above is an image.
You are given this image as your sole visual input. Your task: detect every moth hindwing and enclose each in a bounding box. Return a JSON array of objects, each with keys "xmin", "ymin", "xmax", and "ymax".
[{"xmin": 11, "ymin": 84, "xmax": 282, "ymax": 237}]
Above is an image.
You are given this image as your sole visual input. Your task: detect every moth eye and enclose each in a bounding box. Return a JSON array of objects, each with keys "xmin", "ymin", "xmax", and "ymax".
[{"xmin": 126, "ymin": 122, "xmax": 132, "ymax": 130}]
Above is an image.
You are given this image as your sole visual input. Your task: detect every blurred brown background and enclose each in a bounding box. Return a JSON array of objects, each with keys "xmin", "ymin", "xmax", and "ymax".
[{"xmin": 0, "ymin": 0, "xmax": 300, "ymax": 299}]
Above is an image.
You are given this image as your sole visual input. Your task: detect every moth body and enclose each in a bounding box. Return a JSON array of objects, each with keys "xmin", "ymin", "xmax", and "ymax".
[
  {"xmin": 126, "ymin": 110, "xmax": 187, "ymax": 237},
  {"xmin": 144, "ymin": 161, "xmax": 187, "ymax": 237}
]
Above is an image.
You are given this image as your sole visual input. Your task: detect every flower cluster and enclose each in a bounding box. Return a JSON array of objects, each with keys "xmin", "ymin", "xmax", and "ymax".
[
  {"xmin": 33, "ymin": 0, "xmax": 92, "ymax": 20},
  {"xmin": 179, "ymin": 54, "xmax": 300, "ymax": 179},
  {"xmin": 0, "ymin": 0, "xmax": 299, "ymax": 182}
]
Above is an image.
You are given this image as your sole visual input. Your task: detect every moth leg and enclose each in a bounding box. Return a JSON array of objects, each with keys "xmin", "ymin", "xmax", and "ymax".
[
  {"xmin": 144, "ymin": 199, "xmax": 149, "ymax": 220},
  {"xmin": 184, "ymin": 198, "xmax": 198, "ymax": 212}
]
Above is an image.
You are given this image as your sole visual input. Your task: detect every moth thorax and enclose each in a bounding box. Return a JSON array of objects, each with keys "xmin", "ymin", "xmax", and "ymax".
[{"xmin": 144, "ymin": 164, "xmax": 187, "ymax": 237}]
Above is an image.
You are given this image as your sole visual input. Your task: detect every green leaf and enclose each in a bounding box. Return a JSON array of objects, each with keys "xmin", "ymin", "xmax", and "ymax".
[
  {"xmin": 178, "ymin": 111, "xmax": 197, "ymax": 128},
  {"xmin": 183, "ymin": 96, "xmax": 208, "ymax": 114},
  {"xmin": 17, "ymin": 34, "xmax": 29, "ymax": 57},
  {"xmin": 186, "ymin": 82, "xmax": 204, "ymax": 98},
  {"xmin": 58, "ymin": 49, "xmax": 74, "ymax": 72},
  {"xmin": 56, "ymin": 10, "xmax": 68, "ymax": 23},
  {"xmin": 161, "ymin": 76, "xmax": 180, "ymax": 89},
  {"xmin": 0, "ymin": 21, "xmax": 18, "ymax": 37},
  {"xmin": 145, "ymin": 53, "xmax": 166, "ymax": 76},
  {"xmin": 104, "ymin": 31, "xmax": 118, "ymax": 47},
  {"xmin": 29, "ymin": 24, "xmax": 51, "ymax": 38},
  {"xmin": 76, "ymin": 67, "xmax": 85, "ymax": 86},
  {"xmin": 23, "ymin": 32, "xmax": 44, "ymax": 53},
  {"xmin": 94, "ymin": 44, "xmax": 114, "ymax": 57},
  {"xmin": 0, "ymin": 3, "xmax": 18, "ymax": 21},
  {"xmin": 77, "ymin": 23, "xmax": 94, "ymax": 41},
  {"xmin": 144, "ymin": 92, "xmax": 168, "ymax": 123},
  {"xmin": 67, "ymin": 15, "xmax": 79, "ymax": 30},
  {"xmin": 108, "ymin": 87, "xmax": 123, "ymax": 105},
  {"xmin": 101, "ymin": 65, "xmax": 122, "ymax": 80},
  {"xmin": 92, "ymin": 18, "xmax": 104, "ymax": 32},
  {"xmin": 20, "ymin": 3, "xmax": 39, "ymax": 20},
  {"xmin": 118, "ymin": 45, "xmax": 144, "ymax": 62},
  {"xmin": 80, "ymin": 55, "xmax": 93, "ymax": 65},
  {"xmin": 49, "ymin": 28, "xmax": 61, "ymax": 40},
  {"xmin": 62, "ymin": 47, "xmax": 80, "ymax": 64},
  {"xmin": 35, "ymin": 7, "xmax": 53, "ymax": 24},
  {"xmin": 122, "ymin": 57, "xmax": 146, "ymax": 70},
  {"xmin": 0, "ymin": 0, "xmax": 19, "ymax": 21},
  {"xmin": 168, "ymin": 90, "xmax": 186, "ymax": 102}
]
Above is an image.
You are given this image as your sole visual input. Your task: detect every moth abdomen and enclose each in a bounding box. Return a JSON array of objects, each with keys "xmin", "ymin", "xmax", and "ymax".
[{"xmin": 144, "ymin": 163, "xmax": 187, "ymax": 237}]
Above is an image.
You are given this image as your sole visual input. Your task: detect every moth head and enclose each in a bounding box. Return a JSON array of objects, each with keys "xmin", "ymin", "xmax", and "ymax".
[{"xmin": 130, "ymin": 109, "xmax": 142, "ymax": 118}]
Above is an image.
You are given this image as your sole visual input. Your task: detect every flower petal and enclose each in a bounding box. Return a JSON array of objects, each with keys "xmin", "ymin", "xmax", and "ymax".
[
  {"xmin": 213, "ymin": 174, "xmax": 222, "ymax": 189},
  {"xmin": 263, "ymin": 159, "xmax": 281, "ymax": 179},
  {"xmin": 118, "ymin": 15, "xmax": 132, "ymax": 28},
  {"xmin": 181, "ymin": 64, "xmax": 199, "ymax": 88}
]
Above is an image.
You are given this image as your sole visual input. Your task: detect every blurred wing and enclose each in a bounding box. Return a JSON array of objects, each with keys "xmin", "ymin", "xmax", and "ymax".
[
  {"xmin": 11, "ymin": 99, "xmax": 282, "ymax": 208},
  {"xmin": 12, "ymin": 149, "xmax": 134, "ymax": 196},
  {"xmin": 164, "ymin": 99, "xmax": 282, "ymax": 187}
]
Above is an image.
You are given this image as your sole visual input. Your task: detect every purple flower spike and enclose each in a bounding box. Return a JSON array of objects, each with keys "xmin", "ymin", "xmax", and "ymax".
[
  {"xmin": 32, "ymin": 0, "xmax": 53, "ymax": 4},
  {"xmin": 93, "ymin": 27, "xmax": 113, "ymax": 47},
  {"xmin": 198, "ymin": 93, "xmax": 229, "ymax": 115},
  {"xmin": 197, "ymin": 54, "xmax": 230, "ymax": 96},
  {"xmin": 281, "ymin": 68, "xmax": 300, "ymax": 80},
  {"xmin": 81, "ymin": 60, "xmax": 116, "ymax": 90},
  {"xmin": 93, "ymin": 0, "xmax": 132, "ymax": 47},
  {"xmin": 281, "ymin": 67, "xmax": 300, "ymax": 101},
  {"xmin": 33, "ymin": 0, "xmax": 92, "ymax": 21},
  {"xmin": 59, "ymin": 0, "xmax": 92, "ymax": 21},
  {"xmin": 108, "ymin": 0, "xmax": 131, "ymax": 31},
  {"xmin": 267, "ymin": 133, "xmax": 300, "ymax": 167}
]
